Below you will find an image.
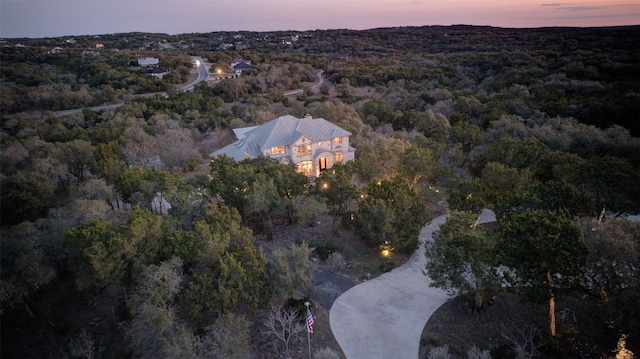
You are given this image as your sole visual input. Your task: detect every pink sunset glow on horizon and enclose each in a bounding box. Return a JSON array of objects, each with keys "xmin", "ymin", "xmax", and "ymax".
[{"xmin": 1, "ymin": 0, "xmax": 639, "ymax": 38}]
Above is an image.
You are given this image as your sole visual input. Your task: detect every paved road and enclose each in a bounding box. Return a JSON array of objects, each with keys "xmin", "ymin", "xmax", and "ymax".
[
  {"xmin": 179, "ymin": 56, "xmax": 209, "ymax": 92},
  {"xmin": 284, "ymin": 70, "xmax": 324, "ymax": 96},
  {"xmin": 329, "ymin": 209, "xmax": 496, "ymax": 359},
  {"xmin": 52, "ymin": 56, "xmax": 208, "ymax": 118}
]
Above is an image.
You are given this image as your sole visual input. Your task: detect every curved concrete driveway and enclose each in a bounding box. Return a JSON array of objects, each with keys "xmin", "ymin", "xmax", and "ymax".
[{"xmin": 330, "ymin": 210, "xmax": 496, "ymax": 359}]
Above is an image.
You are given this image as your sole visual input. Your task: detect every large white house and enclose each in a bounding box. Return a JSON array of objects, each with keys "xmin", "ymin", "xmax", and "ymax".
[{"xmin": 211, "ymin": 115, "xmax": 355, "ymax": 178}]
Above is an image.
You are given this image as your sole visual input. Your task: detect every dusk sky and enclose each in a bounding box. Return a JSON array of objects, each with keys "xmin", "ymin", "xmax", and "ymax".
[{"xmin": 1, "ymin": 0, "xmax": 639, "ymax": 38}]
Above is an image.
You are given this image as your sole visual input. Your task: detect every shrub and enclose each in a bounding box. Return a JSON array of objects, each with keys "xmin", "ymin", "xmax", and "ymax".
[
  {"xmin": 312, "ymin": 238, "xmax": 341, "ymax": 260},
  {"xmin": 326, "ymin": 252, "xmax": 346, "ymax": 272},
  {"xmin": 379, "ymin": 260, "xmax": 395, "ymax": 273},
  {"xmin": 314, "ymin": 347, "xmax": 340, "ymax": 359},
  {"xmin": 285, "ymin": 296, "xmax": 314, "ymax": 322},
  {"xmin": 428, "ymin": 345, "xmax": 452, "ymax": 359},
  {"xmin": 468, "ymin": 344, "xmax": 492, "ymax": 359}
]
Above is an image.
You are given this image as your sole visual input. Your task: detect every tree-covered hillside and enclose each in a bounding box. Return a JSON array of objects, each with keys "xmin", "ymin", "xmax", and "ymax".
[{"xmin": 1, "ymin": 26, "xmax": 639, "ymax": 358}]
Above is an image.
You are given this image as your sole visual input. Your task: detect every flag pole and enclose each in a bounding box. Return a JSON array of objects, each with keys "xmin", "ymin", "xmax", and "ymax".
[{"xmin": 305, "ymin": 301, "xmax": 312, "ymax": 359}]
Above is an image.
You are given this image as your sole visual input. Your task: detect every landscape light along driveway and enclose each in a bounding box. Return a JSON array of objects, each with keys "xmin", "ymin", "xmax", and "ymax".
[{"xmin": 330, "ymin": 210, "xmax": 496, "ymax": 359}]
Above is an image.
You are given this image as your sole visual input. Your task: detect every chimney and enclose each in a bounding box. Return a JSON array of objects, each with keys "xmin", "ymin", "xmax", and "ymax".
[{"xmin": 304, "ymin": 114, "xmax": 312, "ymax": 120}]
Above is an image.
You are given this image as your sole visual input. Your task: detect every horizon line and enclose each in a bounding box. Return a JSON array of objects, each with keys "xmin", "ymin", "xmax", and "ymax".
[{"xmin": 3, "ymin": 23, "xmax": 640, "ymax": 40}]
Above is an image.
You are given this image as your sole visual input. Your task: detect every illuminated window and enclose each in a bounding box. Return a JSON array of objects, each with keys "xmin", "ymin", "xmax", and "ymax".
[
  {"xmin": 334, "ymin": 137, "xmax": 343, "ymax": 145},
  {"xmin": 296, "ymin": 161, "xmax": 313, "ymax": 176},
  {"xmin": 296, "ymin": 144, "xmax": 312, "ymax": 156},
  {"xmin": 271, "ymin": 146, "xmax": 285, "ymax": 155},
  {"xmin": 336, "ymin": 151, "xmax": 344, "ymax": 163}
]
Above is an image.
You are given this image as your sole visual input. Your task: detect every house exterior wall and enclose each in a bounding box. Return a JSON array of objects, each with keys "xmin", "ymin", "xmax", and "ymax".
[{"xmin": 292, "ymin": 135, "xmax": 353, "ymax": 177}]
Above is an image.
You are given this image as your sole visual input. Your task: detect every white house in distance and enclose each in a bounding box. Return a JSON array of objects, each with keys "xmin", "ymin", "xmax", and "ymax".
[
  {"xmin": 211, "ymin": 115, "xmax": 355, "ymax": 178},
  {"xmin": 137, "ymin": 57, "xmax": 159, "ymax": 67}
]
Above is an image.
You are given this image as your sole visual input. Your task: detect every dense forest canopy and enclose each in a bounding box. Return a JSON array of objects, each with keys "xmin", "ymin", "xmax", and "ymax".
[{"xmin": 1, "ymin": 25, "xmax": 639, "ymax": 358}]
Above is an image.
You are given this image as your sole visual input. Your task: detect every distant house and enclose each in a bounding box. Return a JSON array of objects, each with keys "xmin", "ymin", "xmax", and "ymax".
[
  {"xmin": 82, "ymin": 50, "xmax": 99, "ymax": 57},
  {"xmin": 230, "ymin": 57, "xmax": 251, "ymax": 68},
  {"xmin": 145, "ymin": 66, "xmax": 171, "ymax": 79},
  {"xmin": 137, "ymin": 57, "xmax": 159, "ymax": 67},
  {"xmin": 233, "ymin": 62, "xmax": 252, "ymax": 76},
  {"xmin": 211, "ymin": 115, "xmax": 355, "ymax": 178},
  {"xmin": 230, "ymin": 57, "xmax": 253, "ymax": 76},
  {"xmin": 217, "ymin": 43, "xmax": 234, "ymax": 50}
]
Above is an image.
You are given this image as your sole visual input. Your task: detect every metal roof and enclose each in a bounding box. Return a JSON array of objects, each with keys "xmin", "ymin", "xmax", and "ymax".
[
  {"xmin": 233, "ymin": 126, "xmax": 259, "ymax": 140},
  {"xmin": 211, "ymin": 115, "xmax": 352, "ymax": 160}
]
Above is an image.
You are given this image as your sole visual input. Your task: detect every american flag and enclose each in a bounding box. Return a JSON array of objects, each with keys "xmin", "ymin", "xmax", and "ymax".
[{"xmin": 306, "ymin": 307, "xmax": 315, "ymax": 334}]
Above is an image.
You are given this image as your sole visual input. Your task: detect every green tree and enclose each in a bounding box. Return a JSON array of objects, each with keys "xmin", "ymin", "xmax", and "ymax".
[
  {"xmin": 56, "ymin": 139, "xmax": 95, "ymax": 185},
  {"xmin": 425, "ymin": 211, "xmax": 500, "ymax": 308},
  {"xmin": 272, "ymin": 241, "xmax": 317, "ymax": 297},
  {"xmin": 125, "ymin": 257, "xmax": 192, "ymax": 358},
  {"xmin": 314, "ymin": 162, "xmax": 359, "ymax": 229},
  {"xmin": 354, "ymin": 197, "xmax": 396, "ymax": 248},
  {"xmin": 115, "ymin": 168, "xmax": 177, "ymax": 213},
  {"xmin": 0, "ymin": 171, "xmax": 55, "ymax": 225},
  {"xmin": 577, "ymin": 218, "xmax": 640, "ymax": 353},
  {"xmin": 471, "ymin": 137, "xmax": 550, "ymax": 178},
  {"xmin": 209, "ymin": 154, "xmax": 255, "ymax": 217},
  {"xmin": 450, "ymin": 121, "xmax": 485, "ymax": 154},
  {"xmin": 494, "ymin": 180, "xmax": 595, "ymax": 220},
  {"xmin": 579, "ymin": 218, "xmax": 640, "ymax": 300},
  {"xmin": 210, "ymin": 155, "xmax": 306, "ymax": 225},
  {"xmin": 65, "ymin": 207, "xmax": 170, "ymax": 292},
  {"xmin": 392, "ymin": 109, "xmax": 422, "ymax": 131},
  {"xmin": 120, "ymin": 206, "xmax": 168, "ymax": 269},
  {"xmin": 398, "ymin": 145, "xmax": 438, "ymax": 189},
  {"xmin": 480, "ymin": 162, "xmax": 532, "ymax": 204},
  {"xmin": 166, "ymin": 177, "xmax": 209, "ymax": 229},
  {"xmin": 353, "ymin": 136, "xmax": 408, "ymax": 182},
  {"xmin": 360, "ymin": 99, "xmax": 397, "ymax": 127},
  {"xmin": 306, "ymin": 101, "xmax": 370, "ymax": 137},
  {"xmin": 64, "ymin": 217, "xmax": 123, "ymax": 291},
  {"xmin": 319, "ymin": 83, "xmax": 330, "ymax": 96},
  {"xmin": 447, "ymin": 179, "xmax": 488, "ymax": 213},
  {"xmin": 0, "ymin": 222, "xmax": 57, "ymax": 313},
  {"xmin": 255, "ymin": 159, "xmax": 307, "ymax": 223},
  {"xmin": 556, "ymin": 156, "xmax": 640, "ymax": 216},
  {"xmin": 354, "ymin": 179, "xmax": 428, "ymax": 252},
  {"xmin": 114, "ymin": 167, "xmax": 146, "ymax": 205},
  {"xmin": 183, "ymin": 245, "xmax": 270, "ymax": 317},
  {"xmin": 499, "ymin": 209, "xmax": 587, "ymax": 336},
  {"xmin": 246, "ymin": 172, "xmax": 287, "ymax": 239},
  {"xmin": 181, "ymin": 204, "xmax": 269, "ymax": 317}
]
